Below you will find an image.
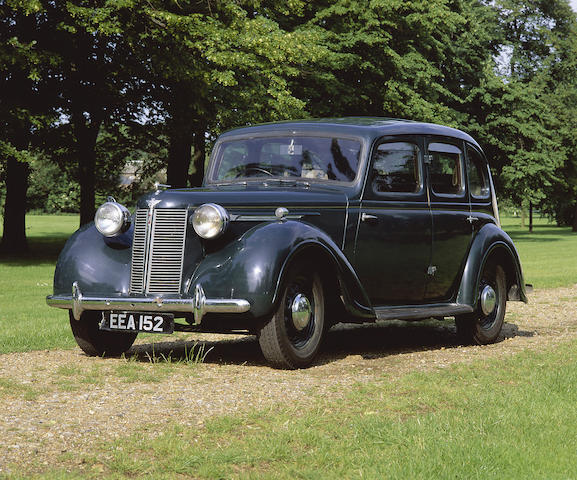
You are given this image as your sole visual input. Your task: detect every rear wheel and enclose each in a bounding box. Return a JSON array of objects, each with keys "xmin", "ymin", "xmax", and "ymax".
[
  {"xmin": 456, "ymin": 263, "xmax": 507, "ymax": 345},
  {"xmin": 258, "ymin": 263, "xmax": 325, "ymax": 369},
  {"xmin": 69, "ymin": 311, "xmax": 137, "ymax": 357}
]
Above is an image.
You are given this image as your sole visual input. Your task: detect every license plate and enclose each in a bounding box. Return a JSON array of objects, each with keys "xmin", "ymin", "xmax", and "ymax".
[{"xmin": 100, "ymin": 311, "xmax": 174, "ymax": 334}]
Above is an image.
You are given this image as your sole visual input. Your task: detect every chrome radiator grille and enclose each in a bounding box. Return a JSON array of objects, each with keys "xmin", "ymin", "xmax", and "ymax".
[
  {"xmin": 129, "ymin": 209, "xmax": 149, "ymax": 293},
  {"xmin": 129, "ymin": 208, "xmax": 188, "ymax": 294}
]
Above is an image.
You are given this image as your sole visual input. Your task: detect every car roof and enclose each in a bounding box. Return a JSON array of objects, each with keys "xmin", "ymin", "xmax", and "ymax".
[{"xmin": 219, "ymin": 117, "xmax": 483, "ymax": 151}]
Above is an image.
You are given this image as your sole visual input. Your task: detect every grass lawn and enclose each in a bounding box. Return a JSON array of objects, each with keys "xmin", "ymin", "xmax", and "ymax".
[
  {"xmin": 0, "ymin": 215, "xmax": 576, "ymax": 478},
  {"xmin": 0, "ymin": 213, "xmax": 575, "ymax": 354},
  {"xmin": 502, "ymin": 214, "xmax": 577, "ymax": 289},
  {"xmin": 0, "ymin": 215, "xmax": 80, "ymax": 353},
  {"xmin": 8, "ymin": 338, "xmax": 576, "ymax": 479},
  {"xmin": 98, "ymin": 340, "xmax": 577, "ymax": 479}
]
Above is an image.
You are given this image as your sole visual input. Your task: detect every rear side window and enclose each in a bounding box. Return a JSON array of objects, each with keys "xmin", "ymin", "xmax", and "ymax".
[
  {"xmin": 467, "ymin": 147, "xmax": 490, "ymax": 199},
  {"xmin": 371, "ymin": 142, "xmax": 421, "ymax": 194},
  {"xmin": 428, "ymin": 142, "xmax": 464, "ymax": 196}
]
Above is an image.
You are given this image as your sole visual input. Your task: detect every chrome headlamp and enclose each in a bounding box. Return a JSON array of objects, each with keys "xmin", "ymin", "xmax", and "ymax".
[
  {"xmin": 191, "ymin": 203, "xmax": 229, "ymax": 239},
  {"xmin": 94, "ymin": 201, "xmax": 131, "ymax": 237}
]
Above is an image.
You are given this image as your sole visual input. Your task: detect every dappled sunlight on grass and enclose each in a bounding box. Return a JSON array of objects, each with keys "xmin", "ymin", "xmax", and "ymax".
[{"xmin": 0, "ymin": 214, "xmax": 79, "ymax": 264}]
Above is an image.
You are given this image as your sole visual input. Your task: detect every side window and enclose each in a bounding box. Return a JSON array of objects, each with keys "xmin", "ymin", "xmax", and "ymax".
[
  {"xmin": 428, "ymin": 142, "xmax": 464, "ymax": 196},
  {"xmin": 371, "ymin": 142, "xmax": 421, "ymax": 195},
  {"xmin": 467, "ymin": 147, "xmax": 490, "ymax": 199}
]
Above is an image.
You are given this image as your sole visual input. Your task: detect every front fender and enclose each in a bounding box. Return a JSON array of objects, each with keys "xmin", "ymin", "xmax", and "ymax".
[
  {"xmin": 53, "ymin": 223, "xmax": 132, "ymax": 296},
  {"xmin": 457, "ymin": 223, "xmax": 527, "ymax": 307},
  {"xmin": 188, "ymin": 220, "xmax": 373, "ymax": 319}
]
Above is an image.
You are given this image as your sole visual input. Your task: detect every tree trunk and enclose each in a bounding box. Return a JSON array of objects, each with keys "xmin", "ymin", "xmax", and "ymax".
[
  {"xmin": 1, "ymin": 29, "xmax": 32, "ymax": 255},
  {"xmin": 78, "ymin": 138, "xmax": 97, "ymax": 226},
  {"xmin": 189, "ymin": 126, "xmax": 206, "ymax": 187},
  {"xmin": 166, "ymin": 82, "xmax": 198, "ymax": 188},
  {"xmin": 73, "ymin": 110, "xmax": 103, "ymax": 226},
  {"xmin": 573, "ymin": 200, "xmax": 577, "ymax": 232},
  {"xmin": 166, "ymin": 126, "xmax": 193, "ymax": 188},
  {"xmin": 529, "ymin": 202, "xmax": 533, "ymax": 233},
  {"xmin": 0, "ymin": 157, "xmax": 30, "ymax": 254}
]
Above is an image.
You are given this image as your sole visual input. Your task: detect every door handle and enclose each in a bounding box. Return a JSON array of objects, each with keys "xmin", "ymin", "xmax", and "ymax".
[
  {"xmin": 466, "ymin": 216, "xmax": 479, "ymax": 224},
  {"xmin": 361, "ymin": 213, "xmax": 378, "ymax": 223}
]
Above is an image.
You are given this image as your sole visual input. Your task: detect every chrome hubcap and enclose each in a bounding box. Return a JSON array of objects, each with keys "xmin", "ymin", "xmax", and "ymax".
[
  {"xmin": 291, "ymin": 293, "xmax": 312, "ymax": 331},
  {"xmin": 480, "ymin": 285, "xmax": 497, "ymax": 316}
]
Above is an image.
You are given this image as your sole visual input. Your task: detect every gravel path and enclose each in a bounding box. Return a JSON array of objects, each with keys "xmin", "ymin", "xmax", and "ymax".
[{"xmin": 1, "ymin": 285, "xmax": 576, "ymax": 473}]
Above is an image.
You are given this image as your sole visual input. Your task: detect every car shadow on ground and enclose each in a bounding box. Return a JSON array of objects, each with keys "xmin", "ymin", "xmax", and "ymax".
[{"xmin": 127, "ymin": 319, "xmax": 535, "ymax": 368}]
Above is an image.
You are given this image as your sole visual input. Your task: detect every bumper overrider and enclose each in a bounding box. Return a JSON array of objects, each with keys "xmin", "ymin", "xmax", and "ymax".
[{"xmin": 46, "ymin": 282, "xmax": 251, "ymax": 325}]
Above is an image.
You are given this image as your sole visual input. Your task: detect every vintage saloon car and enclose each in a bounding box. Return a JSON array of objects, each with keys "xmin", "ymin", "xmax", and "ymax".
[{"xmin": 47, "ymin": 118, "xmax": 527, "ymax": 369}]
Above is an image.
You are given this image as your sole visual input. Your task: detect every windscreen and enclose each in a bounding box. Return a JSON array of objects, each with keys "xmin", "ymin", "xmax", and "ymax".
[{"xmin": 210, "ymin": 136, "xmax": 362, "ymax": 184}]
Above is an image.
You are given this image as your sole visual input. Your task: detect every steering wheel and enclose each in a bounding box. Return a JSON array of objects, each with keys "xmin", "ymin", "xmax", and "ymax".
[{"xmin": 245, "ymin": 166, "xmax": 274, "ymax": 176}]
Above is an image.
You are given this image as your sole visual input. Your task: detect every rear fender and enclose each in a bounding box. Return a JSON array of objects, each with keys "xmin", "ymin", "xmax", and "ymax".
[
  {"xmin": 188, "ymin": 220, "xmax": 373, "ymax": 319},
  {"xmin": 457, "ymin": 223, "xmax": 527, "ymax": 307}
]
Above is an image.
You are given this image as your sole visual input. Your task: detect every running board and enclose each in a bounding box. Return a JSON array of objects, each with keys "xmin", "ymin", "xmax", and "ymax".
[{"xmin": 374, "ymin": 304, "xmax": 474, "ymax": 321}]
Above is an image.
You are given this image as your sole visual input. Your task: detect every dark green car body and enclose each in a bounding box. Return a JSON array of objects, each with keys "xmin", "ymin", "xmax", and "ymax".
[{"xmin": 47, "ymin": 118, "xmax": 527, "ymax": 367}]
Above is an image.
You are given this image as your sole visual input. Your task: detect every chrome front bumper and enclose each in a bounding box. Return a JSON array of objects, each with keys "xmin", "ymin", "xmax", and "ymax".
[{"xmin": 46, "ymin": 282, "xmax": 251, "ymax": 325}]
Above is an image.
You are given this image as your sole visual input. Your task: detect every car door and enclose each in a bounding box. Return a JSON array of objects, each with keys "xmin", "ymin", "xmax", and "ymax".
[
  {"xmin": 353, "ymin": 137, "xmax": 432, "ymax": 305},
  {"xmin": 424, "ymin": 139, "xmax": 473, "ymax": 301}
]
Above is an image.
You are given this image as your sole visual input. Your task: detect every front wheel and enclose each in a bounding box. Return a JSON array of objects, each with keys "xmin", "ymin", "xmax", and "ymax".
[
  {"xmin": 258, "ymin": 264, "xmax": 325, "ymax": 369},
  {"xmin": 456, "ymin": 263, "xmax": 507, "ymax": 345},
  {"xmin": 70, "ymin": 311, "xmax": 137, "ymax": 357}
]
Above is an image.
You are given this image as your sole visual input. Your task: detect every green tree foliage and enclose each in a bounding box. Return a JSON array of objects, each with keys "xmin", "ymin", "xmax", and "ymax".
[
  {"xmin": 27, "ymin": 155, "xmax": 80, "ymax": 213},
  {"xmin": 0, "ymin": 0, "xmax": 55, "ymax": 253},
  {"xmin": 128, "ymin": 0, "xmax": 327, "ymax": 187},
  {"xmin": 538, "ymin": 5, "xmax": 577, "ymax": 230},
  {"xmin": 489, "ymin": 0, "xmax": 577, "ymax": 229},
  {"xmin": 293, "ymin": 0, "xmax": 461, "ymax": 121},
  {"xmin": 2, "ymin": 0, "xmax": 327, "ymax": 230},
  {"xmin": 496, "ymin": 81, "xmax": 565, "ymax": 209},
  {"xmin": 0, "ymin": 0, "xmax": 139, "ymax": 227},
  {"xmin": 543, "ymin": 78, "xmax": 577, "ymax": 230},
  {"xmin": 3, "ymin": 0, "xmax": 577, "ymax": 241},
  {"xmin": 287, "ymin": 0, "xmax": 500, "ymax": 129},
  {"xmin": 94, "ymin": 122, "xmax": 170, "ymax": 206}
]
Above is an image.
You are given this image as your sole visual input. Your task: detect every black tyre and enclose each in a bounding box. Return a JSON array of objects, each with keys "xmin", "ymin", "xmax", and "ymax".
[
  {"xmin": 258, "ymin": 263, "xmax": 325, "ymax": 369},
  {"xmin": 456, "ymin": 263, "xmax": 507, "ymax": 345},
  {"xmin": 69, "ymin": 311, "xmax": 137, "ymax": 357}
]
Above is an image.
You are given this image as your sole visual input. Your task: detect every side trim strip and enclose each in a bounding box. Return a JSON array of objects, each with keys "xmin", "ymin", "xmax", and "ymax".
[{"xmin": 230, "ymin": 214, "xmax": 304, "ymax": 222}]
